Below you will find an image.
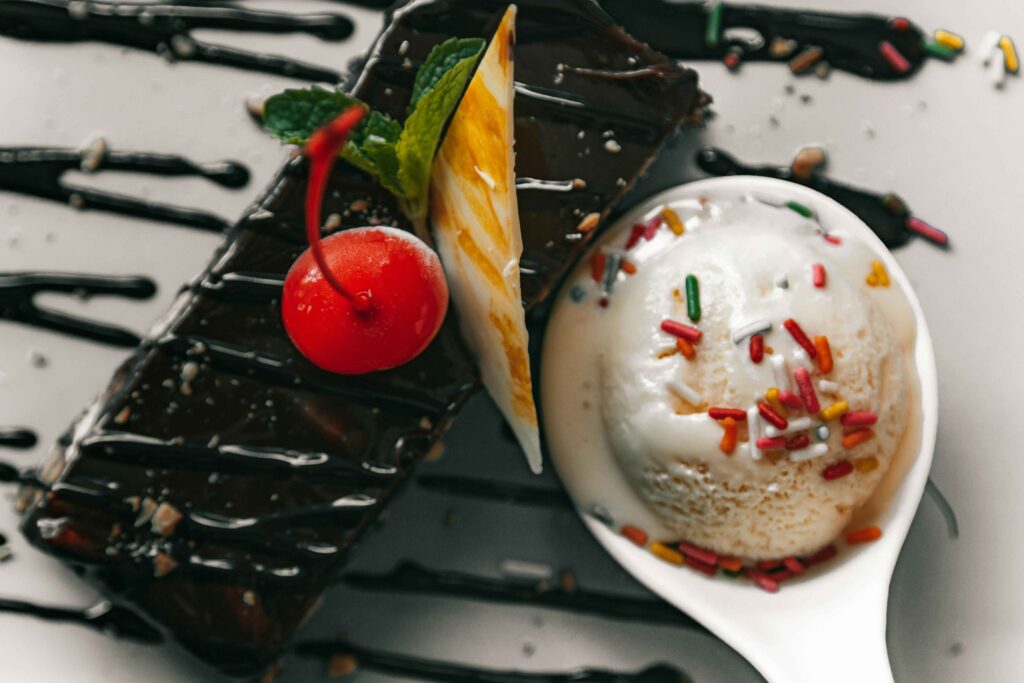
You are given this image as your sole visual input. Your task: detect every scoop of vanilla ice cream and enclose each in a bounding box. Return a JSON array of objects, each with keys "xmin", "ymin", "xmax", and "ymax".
[{"xmin": 543, "ymin": 194, "xmax": 912, "ymax": 561}]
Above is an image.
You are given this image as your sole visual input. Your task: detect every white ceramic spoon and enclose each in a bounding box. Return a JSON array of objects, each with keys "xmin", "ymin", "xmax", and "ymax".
[{"xmin": 565, "ymin": 177, "xmax": 938, "ymax": 683}]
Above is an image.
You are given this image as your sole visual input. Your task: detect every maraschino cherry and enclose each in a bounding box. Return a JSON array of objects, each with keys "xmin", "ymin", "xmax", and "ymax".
[{"xmin": 281, "ymin": 106, "xmax": 449, "ymax": 374}]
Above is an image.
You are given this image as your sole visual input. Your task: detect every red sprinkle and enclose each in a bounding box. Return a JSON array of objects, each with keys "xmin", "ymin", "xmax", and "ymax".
[
  {"xmin": 723, "ymin": 51, "xmax": 742, "ymax": 71},
  {"xmin": 708, "ymin": 407, "xmax": 747, "ymax": 421},
  {"xmin": 756, "ymin": 436, "xmax": 787, "ymax": 450},
  {"xmin": 685, "ymin": 556, "xmax": 719, "ymax": 576},
  {"xmin": 661, "ymin": 319, "xmax": 702, "ymax": 342},
  {"xmin": 905, "ymin": 217, "xmax": 950, "ymax": 247},
  {"xmin": 756, "ymin": 559, "xmax": 782, "ymax": 571},
  {"xmin": 591, "ymin": 252, "xmax": 606, "ymax": 283},
  {"xmin": 749, "ymin": 334, "xmax": 764, "ymax": 363},
  {"xmin": 823, "ymin": 460, "xmax": 854, "ymax": 480},
  {"xmin": 785, "ymin": 433, "xmax": 811, "ymax": 450},
  {"xmin": 749, "ymin": 570, "xmax": 779, "ymax": 593},
  {"xmin": 793, "ymin": 367, "xmax": 821, "ymax": 413},
  {"xmin": 847, "ymin": 526, "xmax": 883, "ymax": 544},
  {"xmin": 758, "ymin": 402, "xmax": 789, "ymax": 430},
  {"xmin": 823, "ymin": 234, "xmax": 842, "ymax": 245},
  {"xmin": 783, "ymin": 557, "xmax": 806, "ymax": 575},
  {"xmin": 643, "ymin": 214, "xmax": 663, "ymax": 241},
  {"xmin": 778, "ymin": 390, "xmax": 804, "ymax": 410},
  {"xmin": 841, "ymin": 411, "xmax": 878, "ymax": 427},
  {"xmin": 678, "ymin": 541, "xmax": 718, "ymax": 566},
  {"xmin": 812, "ymin": 263, "xmax": 826, "ymax": 288},
  {"xmin": 621, "ymin": 525, "xmax": 648, "ymax": 546},
  {"xmin": 890, "ymin": 17, "xmax": 910, "ymax": 31},
  {"xmin": 879, "ymin": 40, "xmax": 911, "ymax": 74},
  {"xmin": 783, "ymin": 318, "xmax": 817, "ymax": 358},
  {"xmin": 625, "ymin": 224, "xmax": 645, "ymax": 249},
  {"xmin": 804, "ymin": 544, "xmax": 838, "ymax": 565}
]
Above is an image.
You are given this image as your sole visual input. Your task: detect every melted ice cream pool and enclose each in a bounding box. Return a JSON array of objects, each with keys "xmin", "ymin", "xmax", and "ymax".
[{"xmin": 542, "ymin": 190, "xmax": 920, "ymax": 560}]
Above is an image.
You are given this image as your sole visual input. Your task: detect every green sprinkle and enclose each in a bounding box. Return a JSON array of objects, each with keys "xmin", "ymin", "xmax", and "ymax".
[
  {"xmin": 705, "ymin": 2, "xmax": 723, "ymax": 47},
  {"xmin": 685, "ymin": 274, "xmax": 701, "ymax": 322},
  {"xmin": 786, "ymin": 200, "xmax": 814, "ymax": 218},
  {"xmin": 924, "ymin": 41, "xmax": 957, "ymax": 61}
]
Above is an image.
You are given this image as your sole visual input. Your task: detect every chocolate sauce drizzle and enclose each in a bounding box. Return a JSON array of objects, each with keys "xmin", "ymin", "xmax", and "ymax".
[
  {"xmin": 0, "ymin": 598, "xmax": 162, "ymax": 644},
  {"xmin": 0, "ymin": 428, "xmax": 37, "ymax": 449},
  {"xmin": 0, "ymin": 272, "xmax": 156, "ymax": 347},
  {"xmin": 696, "ymin": 146, "xmax": 944, "ymax": 248},
  {"xmin": 417, "ymin": 474, "xmax": 572, "ymax": 508},
  {"xmin": 0, "ymin": 1, "xmax": 353, "ymax": 82},
  {"xmin": 0, "ymin": 146, "xmax": 248, "ymax": 232},
  {"xmin": 343, "ymin": 561, "xmax": 705, "ymax": 629},
  {"xmin": 602, "ymin": 0, "xmax": 928, "ymax": 80},
  {"xmin": 295, "ymin": 639, "xmax": 693, "ymax": 683}
]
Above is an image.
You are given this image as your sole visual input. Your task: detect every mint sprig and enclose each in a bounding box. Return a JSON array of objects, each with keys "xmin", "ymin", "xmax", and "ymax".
[{"xmin": 261, "ymin": 37, "xmax": 485, "ymax": 221}]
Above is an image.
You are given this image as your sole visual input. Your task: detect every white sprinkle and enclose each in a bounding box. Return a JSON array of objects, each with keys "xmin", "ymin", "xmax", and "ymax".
[
  {"xmin": 501, "ymin": 259, "xmax": 518, "ymax": 277},
  {"xmin": 770, "ymin": 354, "xmax": 790, "ymax": 391},
  {"xmin": 979, "ymin": 31, "xmax": 1003, "ymax": 66},
  {"xmin": 500, "ymin": 559, "xmax": 554, "ymax": 581},
  {"xmin": 792, "ymin": 347, "xmax": 813, "ymax": 372},
  {"xmin": 748, "ymin": 406, "xmax": 763, "ymax": 461},
  {"xmin": 818, "ymin": 379, "xmax": 840, "ymax": 395},
  {"xmin": 731, "ymin": 319, "xmax": 772, "ymax": 344},
  {"xmin": 815, "ymin": 424, "xmax": 831, "ymax": 442},
  {"xmin": 766, "ymin": 416, "xmax": 814, "ymax": 438},
  {"xmin": 987, "ymin": 48, "xmax": 1008, "ymax": 88},
  {"xmin": 474, "ymin": 165, "xmax": 496, "ymax": 189},
  {"xmin": 790, "ymin": 443, "xmax": 829, "ymax": 462},
  {"xmin": 398, "ymin": 40, "xmax": 410, "ymax": 55},
  {"xmin": 604, "ymin": 139, "xmax": 622, "ymax": 154},
  {"xmin": 667, "ymin": 380, "xmax": 701, "ymax": 406}
]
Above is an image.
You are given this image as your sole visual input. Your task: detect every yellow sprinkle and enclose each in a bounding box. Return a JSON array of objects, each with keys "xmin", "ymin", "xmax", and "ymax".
[
  {"xmin": 819, "ymin": 400, "xmax": 849, "ymax": 422},
  {"xmin": 765, "ymin": 387, "xmax": 788, "ymax": 418},
  {"xmin": 934, "ymin": 29, "xmax": 965, "ymax": 52},
  {"xmin": 854, "ymin": 456, "xmax": 879, "ymax": 473},
  {"xmin": 1000, "ymin": 35, "xmax": 1019, "ymax": 74},
  {"xmin": 650, "ymin": 542, "xmax": 685, "ymax": 566},
  {"xmin": 870, "ymin": 260, "xmax": 890, "ymax": 287},
  {"xmin": 662, "ymin": 207, "xmax": 685, "ymax": 236}
]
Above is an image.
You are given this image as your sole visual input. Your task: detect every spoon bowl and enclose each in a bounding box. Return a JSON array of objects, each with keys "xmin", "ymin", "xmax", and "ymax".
[{"xmin": 554, "ymin": 176, "xmax": 938, "ymax": 683}]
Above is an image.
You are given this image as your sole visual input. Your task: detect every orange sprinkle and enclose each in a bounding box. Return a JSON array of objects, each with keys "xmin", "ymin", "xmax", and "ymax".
[
  {"xmin": 621, "ymin": 525, "xmax": 648, "ymax": 546},
  {"xmin": 720, "ymin": 417, "xmax": 738, "ymax": 454},
  {"xmin": 854, "ymin": 456, "xmax": 879, "ymax": 473},
  {"xmin": 621, "ymin": 260, "xmax": 637, "ymax": 275},
  {"xmin": 675, "ymin": 337, "xmax": 696, "ymax": 359},
  {"xmin": 814, "ymin": 336, "xmax": 833, "ymax": 373},
  {"xmin": 846, "ymin": 526, "xmax": 882, "ymax": 545},
  {"xmin": 591, "ymin": 252, "xmax": 606, "ymax": 283},
  {"xmin": 764, "ymin": 345, "xmax": 775, "ymax": 355},
  {"xmin": 717, "ymin": 557, "xmax": 743, "ymax": 573},
  {"xmin": 650, "ymin": 542, "xmax": 685, "ymax": 565},
  {"xmin": 842, "ymin": 428, "xmax": 875, "ymax": 449}
]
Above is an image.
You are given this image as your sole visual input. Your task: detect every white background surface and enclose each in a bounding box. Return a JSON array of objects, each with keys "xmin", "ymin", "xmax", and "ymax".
[{"xmin": 0, "ymin": 0, "xmax": 1021, "ymax": 681}]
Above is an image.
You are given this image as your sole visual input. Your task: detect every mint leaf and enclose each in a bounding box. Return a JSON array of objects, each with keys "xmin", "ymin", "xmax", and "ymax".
[
  {"xmin": 263, "ymin": 86, "xmax": 360, "ymax": 144},
  {"xmin": 409, "ymin": 37, "xmax": 487, "ymax": 114},
  {"xmin": 397, "ymin": 41, "xmax": 484, "ymax": 218}
]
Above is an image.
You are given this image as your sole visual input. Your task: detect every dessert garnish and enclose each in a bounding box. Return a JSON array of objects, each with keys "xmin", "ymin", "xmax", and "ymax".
[
  {"xmin": 428, "ymin": 6, "xmax": 542, "ymax": 472},
  {"xmin": 282, "ymin": 106, "xmax": 449, "ymax": 374}
]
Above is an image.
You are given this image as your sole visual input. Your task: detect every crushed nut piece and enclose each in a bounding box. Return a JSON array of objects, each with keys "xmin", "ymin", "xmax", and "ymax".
[
  {"xmin": 153, "ymin": 552, "xmax": 178, "ymax": 577},
  {"xmin": 151, "ymin": 502, "xmax": 183, "ymax": 537},
  {"xmin": 576, "ymin": 212, "xmax": 600, "ymax": 233}
]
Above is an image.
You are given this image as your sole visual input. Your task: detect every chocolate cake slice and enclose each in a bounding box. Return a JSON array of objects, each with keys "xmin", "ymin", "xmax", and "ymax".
[{"xmin": 19, "ymin": 0, "xmax": 704, "ymax": 674}]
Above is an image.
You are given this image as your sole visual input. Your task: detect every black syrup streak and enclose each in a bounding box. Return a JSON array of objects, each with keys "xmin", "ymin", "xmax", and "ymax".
[
  {"xmin": 0, "ymin": 1, "xmax": 352, "ymax": 82},
  {"xmin": 416, "ymin": 474, "xmax": 573, "ymax": 508},
  {"xmin": 295, "ymin": 640, "xmax": 693, "ymax": 683},
  {"xmin": 697, "ymin": 147, "xmax": 925, "ymax": 248},
  {"xmin": 0, "ymin": 598, "xmax": 162, "ymax": 644},
  {"xmin": 602, "ymin": 0, "xmax": 927, "ymax": 80},
  {"xmin": 925, "ymin": 477, "xmax": 960, "ymax": 539},
  {"xmin": 342, "ymin": 561, "xmax": 706, "ymax": 630},
  {"xmin": 0, "ymin": 146, "xmax": 248, "ymax": 232},
  {"xmin": 0, "ymin": 428, "xmax": 37, "ymax": 449},
  {"xmin": 0, "ymin": 272, "xmax": 156, "ymax": 347}
]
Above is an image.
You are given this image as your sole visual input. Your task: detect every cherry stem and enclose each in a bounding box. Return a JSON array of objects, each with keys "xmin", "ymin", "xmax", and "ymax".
[{"xmin": 304, "ymin": 105, "xmax": 372, "ymax": 314}]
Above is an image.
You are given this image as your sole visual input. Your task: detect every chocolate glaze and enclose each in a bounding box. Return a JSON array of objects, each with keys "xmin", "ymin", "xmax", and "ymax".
[
  {"xmin": 295, "ymin": 639, "xmax": 694, "ymax": 682},
  {"xmin": 0, "ymin": 272, "xmax": 156, "ymax": 347},
  {"xmin": 343, "ymin": 561, "xmax": 706, "ymax": 628},
  {"xmin": 0, "ymin": 428, "xmax": 37, "ymax": 450},
  {"xmin": 0, "ymin": 146, "xmax": 248, "ymax": 232},
  {"xmin": 0, "ymin": 1, "xmax": 352, "ymax": 81},
  {"xmin": 602, "ymin": 0, "xmax": 928, "ymax": 80},
  {"xmin": 697, "ymin": 146, "xmax": 932, "ymax": 248},
  {"xmin": 20, "ymin": 0, "xmax": 704, "ymax": 674},
  {"xmin": 0, "ymin": 598, "xmax": 162, "ymax": 644}
]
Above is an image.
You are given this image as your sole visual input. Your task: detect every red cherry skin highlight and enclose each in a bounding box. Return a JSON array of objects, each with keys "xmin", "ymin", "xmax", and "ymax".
[{"xmin": 282, "ymin": 226, "xmax": 449, "ymax": 374}]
